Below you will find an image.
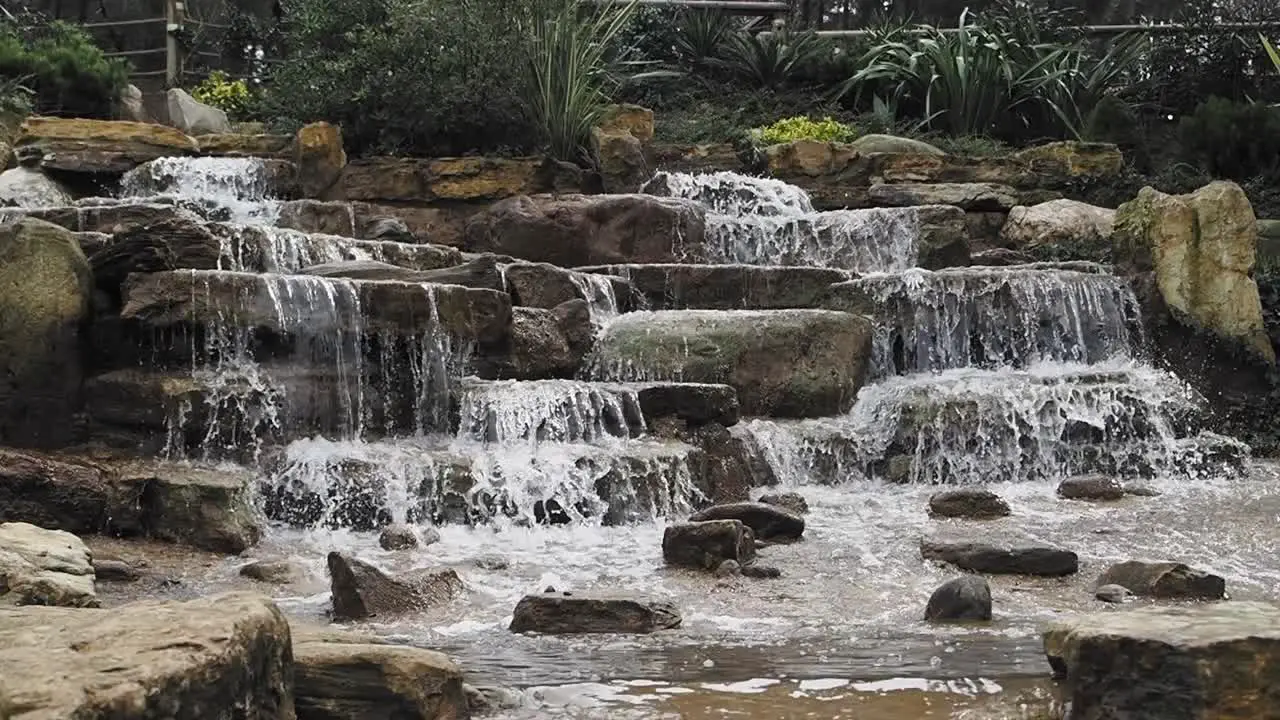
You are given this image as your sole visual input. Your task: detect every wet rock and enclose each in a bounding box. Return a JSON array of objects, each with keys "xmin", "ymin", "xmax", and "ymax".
[
  {"xmin": 587, "ymin": 309, "xmax": 873, "ymax": 418},
  {"xmin": 689, "ymin": 502, "xmax": 804, "ymax": 542},
  {"xmin": 867, "ymin": 182, "xmax": 1035, "ymax": 211},
  {"xmin": 576, "ymin": 263, "xmax": 849, "ymax": 311},
  {"xmin": 166, "ymin": 88, "xmax": 231, "ymax": 136},
  {"xmin": 9, "ymin": 201, "xmax": 200, "ymax": 235},
  {"xmin": 757, "ymin": 492, "xmax": 809, "ymax": 515},
  {"xmin": 682, "ymin": 423, "xmax": 776, "ymax": 504},
  {"xmin": 0, "ymin": 592, "xmax": 292, "ymax": 717},
  {"xmin": 1095, "ymin": 583, "xmax": 1132, "ymax": 603},
  {"xmin": 1124, "ymin": 484, "xmax": 1162, "ymax": 497},
  {"xmin": 88, "ymin": 215, "xmax": 225, "ymax": 295},
  {"xmin": 925, "ymin": 576, "xmax": 993, "ymax": 622},
  {"xmin": 113, "ymin": 461, "xmax": 262, "ymax": 554},
  {"xmin": 715, "ymin": 559, "xmax": 742, "ymax": 577},
  {"xmin": 464, "ymin": 193, "xmax": 706, "ymax": 267},
  {"xmin": 365, "ymin": 216, "xmax": 413, "ymax": 242},
  {"xmin": 971, "ymin": 248, "xmax": 1036, "ymax": 266},
  {"xmin": 296, "ymin": 121, "xmax": 347, "ymax": 198},
  {"xmin": 220, "ymin": 223, "xmax": 463, "ymax": 273},
  {"xmin": 1001, "ymin": 199, "xmax": 1115, "ymax": 257},
  {"xmin": 551, "ymin": 298, "xmax": 595, "ymax": 359},
  {"xmin": 240, "ymin": 559, "xmax": 303, "ymax": 584},
  {"xmin": 335, "ymin": 156, "xmax": 580, "ymax": 203},
  {"xmin": 14, "ymin": 116, "xmax": 198, "ymax": 177},
  {"xmin": 509, "ymin": 593, "xmax": 682, "ymax": 634},
  {"xmin": 92, "ymin": 558, "xmax": 139, "ymax": 582},
  {"xmin": 327, "ymin": 552, "xmax": 463, "ymax": 620},
  {"xmin": 378, "ymin": 523, "xmax": 440, "ymax": 551},
  {"xmin": 0, "ymin": 218, "xmax": 92, "ymax": 448},
  {"xmin": 464, "ymin": 682, "xmax": 522, "ymax": 715},
  {"xmin": 0, "ymin": 522, "xmax": 97, "ymax": 607},
  {"xmin": 1043, "ymin": 601, "xmax": 1280, "ymax": 720},
  {"xmin": 1057, "ymin": 475, "xmax": 1126, "ymax": 501},
  {"xmin": 928, "ymin": 488, "xmax": 1011, "ymax": 519},
  {"xmin": 0, "ymin": 166, "xmax": 73, "ymax": 207},
  {"xmin": 741, "ymin": 564, "xmax": 782, "ymax": 579},
  {"xmin": 662, "ymin": 520, "xmax": 756, "ymax": 570},
  {"xmin": 633, "ymin": 382, "xmax": 741, "ymax": 428},
  {"xmin": 915, "ymin": 205, "xmax": 972, "ymax": 269},
  {"xmin": 921, "ymin": 539, "xmax": 1078, "ymax": 577},
  {"xmin": 292, "ymin": 625, "xmax": 467, "ymax": 719},
  {"xmin": 479, "ymin": 306, "xmax": 579, "ymax": 380},
  {"xmin": 0, "ymin": 449, "xmax": 145, "ymax": 535},
  {"xmin": 504, "ymin": 261, "xmax": 632, "ymax": 310},
  {"xmin": 474, "ymin": 555, "xmax": 510, "ymax": 571},
  {"xmin": 1095, "ymin": 561, "xmax": 1226, "ymax": 600},
  {"xmin": 302, "ymin": 254, "xmax": 505, "ymax": 291}
]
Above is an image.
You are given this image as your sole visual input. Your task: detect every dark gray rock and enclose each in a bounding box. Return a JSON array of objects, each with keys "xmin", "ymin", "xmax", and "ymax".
[
  {"xmin": 1095, "ymin": 583, "xmax": 1133, "ymax": 603},
  {"xmin": 921, "ymin": 540, "xmax": 1078, "ymax": 577},
  {"xmin": 239, "ymin": 559, "xmax": 303, "ymax": 584},
  {"xmin": 689, "ymin": 502, "xmax": 804, "ymax": 542},
  {"xmin": 1058, "ymin": 475, "xmax": 1125, "ymax": 501},
  {"xmin": 1095, "ymin": 561, "xmax": 1226, "ymax": 600},
  {"xmin": 928, "ymin": 488, "xmax": 1011, "ymax": 519},
  {"xmin": 92, "ymin": 558, "xmax": 139, "ymax": 582},
  {"xmin": 327, "ymin": 552, "xmax": 463, "ymax": 620},
  {"xmin": 662, "ymin": 520, "xmax": 755, "ymax": 570},
  {"xmin": 509, "ymin": 593, "xmax": 681, "ymax": 634},
  {"xmin": 741, "ymin": 565, "xmax": 782, "ymax": 579},
  {"xmin": 757, "ymin": 492, "xmax": 809, "ymax": 515},
  {"xmin": 714, "ymin": 560, "xmax": 742, "ymax": 577},
  {"xmin": 925, "ymin": 576, "xmax": 993, "ymax": 622},
  {"xmin": 378, "ymin": 523, "xmax": 421, "ymax": 551}
]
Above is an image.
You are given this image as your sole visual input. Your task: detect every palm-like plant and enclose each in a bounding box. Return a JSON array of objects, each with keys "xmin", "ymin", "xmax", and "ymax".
[
  {"xmin": 673, "ymin": 9, "xmax": 736, "ymax": 67},
  {"xmin": 715, "ymin": 29, "xmax": 826, "ymax": 90},
  {"xmin": 1263, "ymin": 33, "xmax": 1280, "ymax": 72}
]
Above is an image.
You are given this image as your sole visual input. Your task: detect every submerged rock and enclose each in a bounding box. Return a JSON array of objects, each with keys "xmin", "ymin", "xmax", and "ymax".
[
  {"xmin": 509, "ymin": 593, "xmax": 682, "ymax": 634},
  {"xmin": 714, "ymin": 559, "xmax": 742, "ymax": 577},
  {"xmin": 327, "ymin": 552, "xmax": 463, "ymax": 620},
  {"xmin": 662, "ymin": 520, "xmax": 756, "ymax": 570},
  {"xmin": 1095, "ymin": 561, "xmax": 1226, "ymax": 600},
  {"xmin": 925, "ymin": 576, "xmax": 993, "ymax": 622},
  {"xmin": 293, "ymin": 625, "xmax": 468, "ymax": 720},
  {"xmin": 377, "ymin": 523, "xmax": 438, "ymax": 551},
  {"xmin": 921, "ymin": 539, "xmax": 1078, "ymax": 577},
  {"xmin": 1057, "ymin": 475, "xmax": 1125, "ymax": 501},
  {"xmin": 1095, "ymin": 583, "xmax": 1133, "ymax": 604},
  {"xmin": 240, "ymin": 559, "xmax": 304, "ymax": 584},
  {"xmin": 741, "ymin": 564, "xmax": 782, "ymax": 579},
  {"xmin": 0, "ymin": 522, "xmax": 97, "ymax": 607},
  {"xmin": 689, "ymin": 502, "xmax": 804, "ymax": 542},
  {"xmin": 927, "ymin": 488, "xmax": 1011, "ymax": 519},
  {"xmin": 757, "ymin": 492, "xmax": 809, "ymax": 515},
  {"xmin": 1044, "ymin": 601, "xmax": 1280, "ymax": 720}
]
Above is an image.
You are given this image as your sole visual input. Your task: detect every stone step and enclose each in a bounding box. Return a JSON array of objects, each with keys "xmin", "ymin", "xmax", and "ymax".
[{"xmin": 575, "ymin": 263, "xmax": 849, "ymax": 310}]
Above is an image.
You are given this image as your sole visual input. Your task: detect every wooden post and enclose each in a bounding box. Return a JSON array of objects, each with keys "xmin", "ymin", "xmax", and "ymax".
[{"xmin": 165, "ymin": 0, "xmax": 185, "ymax": 87}]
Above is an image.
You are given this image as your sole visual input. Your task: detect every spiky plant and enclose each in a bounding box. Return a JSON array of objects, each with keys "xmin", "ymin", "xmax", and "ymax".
[{"xmin": 1263, "ymin": 33, "xmax": 1280, "ymax": 72}]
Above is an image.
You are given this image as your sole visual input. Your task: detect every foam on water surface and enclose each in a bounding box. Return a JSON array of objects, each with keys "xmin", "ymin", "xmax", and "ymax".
[
  {"xmin": 644, "ymin": 170, "xmax": 814, "ymax": 216},
  {"xmin": 121, "ymin": 156, "xmax": 280, "ymax": 225}
]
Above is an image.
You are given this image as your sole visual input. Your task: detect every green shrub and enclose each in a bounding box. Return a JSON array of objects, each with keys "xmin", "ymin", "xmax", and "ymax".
[
  {"xmin": 191, "ymin": 71, "xmax": 256, "ymax": 121},
  {"xmin": 716, "ymin": 29, "xmax": 827, "ymax": 90},
  {"xmin": 1177, "ymin": 97, "xmax": 1280, "ymax": 182},
  {"xmin": 753, "ymin": 115, "xmax": 856, "ymax": 144},
  {"xmin": 0, "ymin": 18, "xmax": 128, "ymax": 119}
]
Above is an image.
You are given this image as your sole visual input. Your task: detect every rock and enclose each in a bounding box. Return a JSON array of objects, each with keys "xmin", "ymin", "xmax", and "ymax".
[
  {"xmin": 503, "ymin": 261, "xmax": 632, "ymax": 310},
  {"xmin": 921, "ymin": 539, "xmax": 1079, "ymax": 577},
  {"xmin": 224, "ymin": 222, "xmax": 463, "ymax": 272},
  {"xmin": 480, "ymin": 306, "xmax": 579, "ymax": 380},
  {"xmin": 474, "ymin": 555, "xmax": 509, "ymax": 571},
  {"xmin": 1124, "ymin": 484, "xmax": 1162, "ymax": 497},
  {"xmin": 13, "ymin": 200, "xmax": 200, "ymax": 235},
  {"xmin": 1113, "ymin": 181, "xmax": 1274, "ymax": 362},
  {"xmin": 681, "ymin": 423, "xmax": 776, "ymax": 504},
  {"xmin": 1057, "ymin": 475, "xmax": 1125, "ymax": 501},
  {"xmin": 928, "ymin": 488, "xmax": 1012, "ymax": 519},
  {"xmin": 593, "ymin": 128, "xmax": 650, "ymax": 193},
  {"xmin": 0, "ymin": 592, "xmax": 293, "ymax": 717},
  {"xmin": 335, "ymin": 156, "xmax": 580, "ymax": 203},
  {"xmin": 925, "ymin": 576, "xmax": 992, "ymax": 622},
  {"xmin": 741, "ymin": 564, "xmax": 782, "ymax": 579},
  {"xmin": 1095, "ymin": 561, "xmax": 1226, "ymax": 600},
  {"xmin": 1013, "ymin": 141, "xmax": 1123, "ymax": 180},
  {"xmin": 850, "ymin": 133, "xmax": 944, "ymax": 155},
  {"xmin": 1001, "ymin": 199, "xmax": 1115, "ymax": 256},
  {"xmin": 365, "ymin": 216, "xmax": 413, "ymax": 242},
  {"xmin": 88, "ymin": 215, "xmax": 225, "ymax": 294},
  {"xmin": 113, "ymin": 461, "xmax": 261, "ymax": 554},
  {"xmin": 1043, "ymin": 601, "xmax": 1280, "ymax": 720},
  {"xmin": 662, "ymin": 519, "xmax": 756, "ymax": 570},
  {"xmin": 587, "ymin": 309, "xmax": 873, "ymax": 418},
  {"xmin": 598, "ymin": 104, "xmax": 655, "ymax": 144},
  {"xmin": 971, "ymin": 247, "xmax": 1036, "ymax": 266},
  {"xmin": 301, "ymin": 255, "xmax": 504, "ymax": 291},
  {"xmin": 915, "ymin": 205, "xmax": 972, "ymax": 269},
  {"xmin": 552, "ymin": 298, "xmax": 595, "ymax": 359},
  {"xmin": 196, "ymin": 133, "xmax": 292, "ymax": 158},
  {"xmin": 632, "ymin": 382, "xmax": 741, "ymax": 427},
  {"xmin": 867, "ymin": 182, "xmax": 1033, "ymax": 211},
  {"xmin": 689, "ymin": 502, "xmax": 804, "ymax": 542},
  {"xmin": 92, "ymin": 558, "xmax": 138, "ymax": 582},
  {"xmin": 715, "ymin": 559, "xmax": 742, "ymax": 577},
  {"xmin": 296, "ymin": 121, "xmax": 347, "ymax": 198},
  {"xmin": 292, "ymin": 625, "xmax": 468, "ymax": 720},
  {"xmin": 1095, "ymin": 583, "xmax": 1132, "ymax": 603},
  {"xmin": 757, "ymin": 492, "xmax": 809, "ymax": 515},
  {"xmin": 166, "ymin": 88, "xmax": 232, "ymax": 136},
  {"xmin": 0, "ymin": 166, "xmax": 74, "ymax": 207},
  {"xmin": 327, "ymin": 552, "xmax": 463, "ymax": 620},
  {"xmin": 378, "ymin": 523, "xmax": 437, "ymax": 551},
  {"xmin": 464, "ymin": 193, "xmax": 706, "ymax": 267},
  {"xmin": 0, "ymin": 218, "xmax": 92, "ymax": 448},
  {"xmin": 0, "ymin": 522, "xmax": 97, "ymax": 607},
  {"xmin": 239, "ymin": 560, "xmax": 303, "ymax": 584},
  {"xmin": 509, "ymin": 593, "xmax": 682, "ymax": 634},
  {"xmin": 0, "ymin": 450, "xmax": 145, "ymax": 535},
  {"xmin": 118, "ymin": 83, "xmax": 147, "ymax": 122},
  {"xmin": 576, "ymin": 263, "xmax": 849, "ymax": 310},
  {"xmin": 14, "ymin": 117, "xmax": 198, "ymax": 176}
]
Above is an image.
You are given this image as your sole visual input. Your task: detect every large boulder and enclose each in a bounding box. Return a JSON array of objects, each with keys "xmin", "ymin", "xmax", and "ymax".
[
  {"xmin": 688, "ymin": 502, "xmax": 803, "ymax": 542},
  {"xmin": 1043, "ymin": 601, "xmax": 1280, "ymax": 720},
  {"xmin": 464, "ymin": 193, "xmax": 706, "ymax": 267},
  {"xmin": 166, "ymin": 88, "xmax": 232, "ymax": 136},
  {"xmin": 0, "ymin": 450, "xmax": 144, "ymax": 534},
  {"xmin": 866, "ymin": 182, "xmax": 1037, "ymax": 211},
  {"xmin": 925, "ymin": 576, "xmax": 992, "ymax": 622},
  {"xmin": 921, "ymin": 539, "xmax": 1079, "ymax": 577},
  {"xmin": 0, "ymin": 218, "xmax": 93, "ymax": 448},
  {"xmin": 0, "ymin": 166, "xmax": 73, "ymax": 207},
  {"xmin": 1001, "ymin": 199, "xmax": 1115, "ymax": 258},
  {"xmin": 292, "ymin": 625, "xmax": 467, "ymax": 720},
  {"xmin": 586, "ymin": 309, "xmax": 873, "ymax": 417},
  {"xmin": 327, "ymin": 552, "xmax": 463, "ymax": 620},
  {"xmin": 1095, "ymin": 560, "xmax": 1226, "ymax": 600},
  {"xmin": 112, "ymin": 461, "xmax": 262, "ymax": 554},
  {"xmin": 14, "ymin": 117, "xmax": 198, "ymax": 177},
  {"xmin": 0, "ymin": 593, "xmax": 294, "ymax": 718},
  {"xmin": 509, "ymin": 592, "xmax": 682, "ymax": 634},
  {"xmin": 295, "ymin": 122, "xmax": 347, "ymax": 198},
  {"xmin": 1114, "ymin": 181, "xmax": 1274, "ymax": 362},
  {"xmin": 662, "ymin": 519, "xmax": 755, "ymax": 570},
  {"xmin": 593, "ymin": 128, "xmax": 650, "ymax": 194},
  {"xmin": 478, "ymin": 306, "xmax": 580, "ymax": 380},
  {"xmin": 0, "ymin": 522, "xmax": 97, "ymax": 607}
]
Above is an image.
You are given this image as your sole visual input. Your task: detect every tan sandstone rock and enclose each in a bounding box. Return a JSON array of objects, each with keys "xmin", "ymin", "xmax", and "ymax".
[
  {"xmin": 15, "ymin": 116, "xmax": 198, "ymax": 176},
  {"xmin": 1001, "ymin": 199, "xmax": 1116, "ymax": 256},
  {"xmin": 295, "ymin": 121, "xmax": 347, "ymax": 198},
  {"xmin": 0, "ymin": 522, "xmax": 97, "ymax": 608}
]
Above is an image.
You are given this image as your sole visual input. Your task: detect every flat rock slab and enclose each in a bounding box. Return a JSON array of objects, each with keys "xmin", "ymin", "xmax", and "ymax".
[
  {"xmin": 689, "ymin": 502, "xmax": 804, "ymax": 541},
  {"xmin": 921, "ymin": 539, "xmax": 1078, "ymax": 577},
  {"xmin": 0, "ymin": 522, "xmax": 97, "ymax": 607},
  {"xmin": 576, "ymin": 263, "xmax": 850, "ymax": 310},
  {"xmin": 867, "ymin": 182, "xmax": 1054, "ymax": 211},
  {"xmin": 1095, "ymin": 561, "xmax": 1226, "ymax": 600},
  {"xmin": 1043, "ymin": 601, "xmax": 1280, "ymax": 720},
  {"xmin": 663, "ymin": 519, "xmax": 756, "ymax": 570},
  {"xmin": 112, "ymin": 460, "xmax": 262, "ymax": 554},
  {"xmin": 3, "ymin": 202, "xmax": 203, "ymax": 234},
  {"xmin": 15, "ymin": 117, "xmax": 198, "ymax": 176},
  {"xmin": 0, "ymin": 592, "xmax": 293, "ymax": 719},
  {"xmin": 587, "ymin": 309, "xmax": 873, "ymax": 418},
  {"xmin": 503, "ymin": 261, "xmax": 636, "ymax": 311},
  {"xmin": 509, "ymin": 593, "xmax": 682, "ymax": 634},
  {"xmin": 292, "ymin": 625, "xmax": 467, "ymax": 720},
  {"xmin": 928, "ymin": 488, "xmax": 1011, "ymax": 519}
]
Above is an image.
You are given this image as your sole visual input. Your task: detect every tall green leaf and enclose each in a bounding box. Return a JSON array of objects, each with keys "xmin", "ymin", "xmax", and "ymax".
[{"xmin": 1263, "ymin": 33, "xmax": 1280, "ymax": 72}]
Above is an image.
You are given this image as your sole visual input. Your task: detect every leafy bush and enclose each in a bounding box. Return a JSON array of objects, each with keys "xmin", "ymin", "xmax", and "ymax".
[
  {"xmin": 0, "ymin": 18, "xmax": 128, "ymax": 119},
  {"xmin": 1176, "ymin": 97, "xmax": 1280, "ymax": 182},
  {"xmin": 716, "ymin": 29, "xmax": 828, "ymax": 90},
  {"xmin": 0, "ymin": 75, "xmax": 33, "ymax": 119},
  {"xmin": 191, "ymin": 71, "xmax": 256, "ymax": 121},
  {"xmin": 754, "ymin": 115, "xmax": 856, "ymax": 144}
]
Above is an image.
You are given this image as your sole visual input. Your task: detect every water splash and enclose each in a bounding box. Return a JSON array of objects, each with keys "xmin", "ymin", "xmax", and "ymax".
[
  {"xmin": 704, "ymin": 208, "xmax": 921, "ymax": 273},
  {"xmin": 742, "ymin": 360, "xmax": 1248, "ymax": 486},
  {"xmin": 830, "ymin": 267, "xmax": 1144, "ymax": 377},
  {"xmin": 569, "ymin": 272, "xmax": 622, "ymax": 323},
  {"xmin": 456, "ymin": 380, "xmax": 646, "ymax": 445},
  {"xmin": 644, "ymin": 171, "xmax": 814, "ymax": 216},
  {"xmin": 121, "ymin": 156, "xmax": 280, "ymax": 225}
]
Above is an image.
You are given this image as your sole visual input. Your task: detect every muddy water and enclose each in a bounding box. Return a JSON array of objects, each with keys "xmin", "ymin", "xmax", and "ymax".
[{"xmin": 88, "ymin": 462, "xmax": 1280, "ymax": 718}]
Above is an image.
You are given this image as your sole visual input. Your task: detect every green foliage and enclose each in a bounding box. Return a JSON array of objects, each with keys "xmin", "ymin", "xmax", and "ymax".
[
  {"xmin": 0, "ymin": 75, "xmax": 33, "ymax": 119},
  {"xmin": 0, "ymin": 17, "xmax": 128, "ymax": 119},
  {"xmin": 673, "ymin": 10, "xmax": 737, "ymax": 67},
  {"xmin": 715, "ymin": 29, "xmax": 828, "ymax": 90},
  {"xmin": 1264, "ymin": 34, "xmax": 1280, "ymax": 72},
  {"xmin": 191, "ymin": 71, "xmax": 256, "ymax": 122},
  {"xmin": 1176, "ymin": 97, "xmax": 1280, "ymax": 182},
  {"xmin": 753, "ymin": 115, "xmax": 856, "ymax": 144}
]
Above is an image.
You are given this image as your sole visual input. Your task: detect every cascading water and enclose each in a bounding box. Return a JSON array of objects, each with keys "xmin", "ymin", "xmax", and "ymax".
[
  {"xmin": 644, "ymin": 170, "xmax": 815, "ymax": 216},
  {"xmin": 121, "ymin": 156, "xmax": 281, "ymax": 225}
]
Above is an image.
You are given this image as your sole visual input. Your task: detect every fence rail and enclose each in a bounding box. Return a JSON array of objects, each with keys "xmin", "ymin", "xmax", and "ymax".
[{"xmin": 760, "ymin": 20, "xmax": 1280, "ymax": 39}]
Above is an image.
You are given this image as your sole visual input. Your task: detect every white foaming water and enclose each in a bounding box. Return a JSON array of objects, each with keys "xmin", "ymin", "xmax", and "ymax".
[
  {"xmin": 568, "ymin": 271, "xmax": 622, "ymax": 322},
  {"xmin": 841, "ymin": 266, "xmax": 1143, "ymax": 376},
  {"xmin": 643, "ymin": 170, "xmax": 814, "ymax": 215},
  {"xmin": 121, "ymin": 156, "xmax": 280, "ymax": 225},
  {"xmin": 704, "ymin": 208, "xmax": 921, "ymax": 273},
  {"xmin": 456, "ymin": 379, "xmax": 646, "ymax": 444},
  {"xmin": 210, "ymin": 225, "xmax": 460, "ymax": 275},
  {"xmin": 741, "ymin": 360, "xmax": 1249, "ymax": 485}
]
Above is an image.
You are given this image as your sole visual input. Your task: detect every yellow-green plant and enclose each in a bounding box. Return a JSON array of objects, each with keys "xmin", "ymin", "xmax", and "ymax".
[
  {"xmin": 1263, "ymin": 34, "xmax": 1280, "ymax": 72},
  {"xmin": 754, "ymin": 115, "xmax": 856, "ymax": 145},
  {"xmin": 191, "ymin": 71, "xmax": 254, "ymax": 120}
]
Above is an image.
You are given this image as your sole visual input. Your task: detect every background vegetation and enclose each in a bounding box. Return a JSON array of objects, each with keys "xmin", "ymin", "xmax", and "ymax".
[{"xmin": 0, "ymin": 8, "xmax": 128, "ymax": 120}]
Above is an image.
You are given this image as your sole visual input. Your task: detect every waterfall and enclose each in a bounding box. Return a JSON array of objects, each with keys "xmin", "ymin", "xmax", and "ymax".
[
  {"xmin": 455, "ymin": 380, "xmax": 646, "ymax": 444},
  {"xmin": 120, "ymin": 157, "xmax": 281, "ymax": 226},
  {"xmin": 704, "ymin": 208, "xmax": 921, "ymax": 273},
  {"xmin": 643, "ymin": 170, "xmax": 814, "ymax": 215}
]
